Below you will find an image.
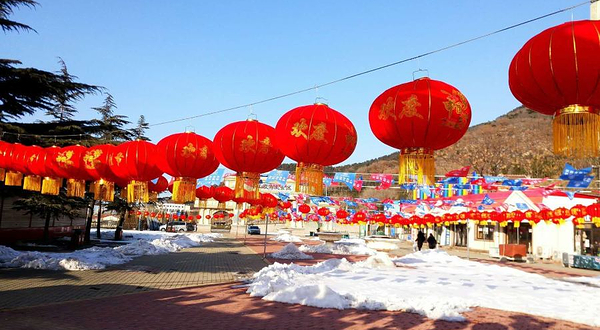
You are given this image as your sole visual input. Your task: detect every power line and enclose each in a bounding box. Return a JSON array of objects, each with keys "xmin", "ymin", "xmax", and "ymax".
[{"xmin": 149, "ymin": 1, "xmax": 590, "ymax": 127}]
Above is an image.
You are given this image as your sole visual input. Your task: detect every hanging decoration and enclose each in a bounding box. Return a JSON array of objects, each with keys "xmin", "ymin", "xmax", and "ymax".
[
  {"xmin": 23, "ymin": 146, "xmax": 46, "ymax": 191},
  {"xmin": 40, "ymin": 146, "xmax": 64, "ymax": 195},
  {"xmin": 110, "ymin": 141, "xmax": 162, "ymax": 203},
  {"xmin": 156, "ymin": 132, "xmax": 219, "ymax": 203},
  {"xmin": 369, "ymin": 77, "xmax": 471, "ymax": 185},
  {"xmin": 213, "ymin": 186, "xmax": 234, "ymax": 209},
  {"xmin": 83, "ymin": 144, "xmax": 121, "ymax": 202},
  {"xmin": 148, "ymin": 175, "xmax": 168, "ymax": 201},
  {"xmin": 275, "ymin": 103, "xmax": 357, "ymax": 196},
  {"xmin": 51, "ymin": 145, "xmax": 92, "ymax": 198},
  {"xmin": 4, "ymin": 143, "xmax": 24, "ymax": 186},
  {"xmin": 509, "ymin": 20, "xmax": 600, "ymax": 158},
  {"xmin": 213, "ymin": 119, "xmax": 284, "ymax": 201}
]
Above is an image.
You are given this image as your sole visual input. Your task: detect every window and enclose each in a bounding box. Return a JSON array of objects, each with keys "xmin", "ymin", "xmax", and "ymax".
[
  {"xmin": 476, "ymin": 224, "xmax": 494, "ymax": 241},
  {"xmin": 576, "ymin": 224, "xmax": 600, "ymax": 256}
]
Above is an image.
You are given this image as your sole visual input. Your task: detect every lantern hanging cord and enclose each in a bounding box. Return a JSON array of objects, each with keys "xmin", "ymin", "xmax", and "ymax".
[{"xmin": 148, "ymin": 1, "xmax": 590, "ymax": 127}]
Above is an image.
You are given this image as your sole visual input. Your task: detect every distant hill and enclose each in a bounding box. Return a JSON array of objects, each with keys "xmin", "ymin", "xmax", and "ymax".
[{"xmin": 278, "ymin": 106, "xmax": 599, "ymax": 198}]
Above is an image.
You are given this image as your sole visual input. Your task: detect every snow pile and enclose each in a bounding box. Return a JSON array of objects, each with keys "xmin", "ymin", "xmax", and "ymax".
[
  {"xmin": 0, "ymin": 231, "xmax": 221, "ymax": 271},
  {"xmin": 248, "ymin": 249, "xmax": 600, "ymax": 326},
  {"xmin": 299, "ymin": 238, "xmax": 377, "ymax": 256},
  {"xmin": 270, "ymin": 243, "xmax": 313, "ymax": 260},
  {"xmin": 271, "ymin": 231, "xmax": 303, "ymax": 243}
]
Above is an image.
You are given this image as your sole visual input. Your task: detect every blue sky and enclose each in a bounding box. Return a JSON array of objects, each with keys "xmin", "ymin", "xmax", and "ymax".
[{"xmin": 2, "ymin": 1, "xmax": 593, "ymax": 166}]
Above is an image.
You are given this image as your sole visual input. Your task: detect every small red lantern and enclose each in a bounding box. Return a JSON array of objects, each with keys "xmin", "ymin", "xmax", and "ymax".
[
  {"xmin": 336, "ymin": 209, "xmax": 349, "ymax": 219},
  {"xmin": 213, "ymin": 186, "xmax": 234, "ymax": 208},
  {"xmin": 281, "ymin": 201, "xmax": 292, "ymax": 209},
  {"xmin": 150, "ymin": 212, "xmax": 156, "ymax": 217},
  {"xmin": 298, "ymin": 204, "xmax": 311, "ymax": 214},
  {"xmin": 206, "ymin": 214, "xmax": 212, "ymax": 220},
  {"xmin": 353, "ymin": 212, "xmax": 366, "ymax": 222},
  {"xmin": 317, "ymin": 207, "xmax": 330, "ymax": 217},
  {"xmin": 261, "ymin": 193, "xmax": 278, "ymax": 208}
]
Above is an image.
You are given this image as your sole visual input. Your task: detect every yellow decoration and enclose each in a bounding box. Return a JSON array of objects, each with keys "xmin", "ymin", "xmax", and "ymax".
[
  {"xmin": 149, "ymin": 191, "xmax": 158, "ymax": 202},
  {"xmin": 66, "ymin": 179, "xmax": 86, "ymax": 198},
  {"xmin": 399, "ymin": 148, "xmax": 434, "ymax": 185},
  {"xmin": 127, "ymin": 180, "xmax": 149, "ymax": 203},
  {"xmin": 295, "ymin": 162, "xmax": 324, "ymax": 196},
  {"xmin": 553, "ymin": 105, "xmax": 600, "ymax": 158},
  {"xmin": 41, "ymin": 177, "xmax": 62, "ymax": 195},
  {"xmin": 514, "ymin": 221, "xmax": 520, "ymax": 228},
  {"xmin": 444, "ymin": 221, "xmax": 449, "ymax": 226},
  {"xmin": 90, "ymin": 179, "xmax": 115, "ymax": 202},
  {"xmin": 23, "ymin": 175, "xmax": 41, "ymax": 191},
  {"xmin": 172, "ymin": 177, "xmax": 196, "ymax": 204},
  {"xmin": 234, "ymin": 172, "xmax": 260, "ymax": 202},
  {"xmin": 5, "ymin": 170, "xmax": 23, "ymax": 186},
  {"xmin": 0, "ymin": 168, "xmax": 5, "ymax": 181}
]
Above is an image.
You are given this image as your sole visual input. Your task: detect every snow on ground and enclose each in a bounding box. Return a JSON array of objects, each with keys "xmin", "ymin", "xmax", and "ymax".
[
  {"xmin": 270, "ymin": 231, "xmax": 303, "ymax": 243},
  {"xmin": 0, "ymin": 230, "xmax": 221, "ymax": 271},
  {"xmin": 270, "ymin": 243, "xmax": 313, "ymax": 260},
  {"xmin": 247, "ymin": 250, "xmax": 600, "ymax": 327},
  {"xmin": 299, "ymin": 238, "xmax": 377, "ymax": 256},
  {"xmin": 562, "ymin": 276, "xmax": 600, "ymax": 287}
]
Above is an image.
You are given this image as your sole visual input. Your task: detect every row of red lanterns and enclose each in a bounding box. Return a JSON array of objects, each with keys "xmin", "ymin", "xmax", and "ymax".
[{"xmin": 129, "ymin": 211, "xmax": 234, "ymax": 220}]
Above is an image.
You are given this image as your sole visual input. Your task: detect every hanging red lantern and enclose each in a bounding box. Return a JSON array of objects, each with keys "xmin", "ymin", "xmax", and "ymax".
[
  {"xmin": 165, "ymin": 213, "xmax": 171, "ymax": 219},
  {"xmin": 4, "ymin": 143, "xmax": 29, "ymax": 187},
  {"xmin": 336, "ymin": 209, "xmax": 349, "ymax": 219},
  {"xmin": 298, "ymin": 204, "xmax": 311, "ymax": 214},
  {"xmin": 369, "ymin": 77, "xmax": 471, "ymax": 184},
  {"xmin": 317, "ymin": 207, "xmax": 330, "ymax": 217},
  {"xmin": 21, "ymin": 145, "xmax": 44, "ymax": 191},
  {"xmin": 0, "ymin": 140, "xmax": 13, "ymax": 181},
  {"xmin": 275, "ymin": 103, "xmax": 357, "ymax": 195},
  {"xmin": 156, "ymin": 132, "xmax": 219, "ymax": 203},
  {"xmin": 213, "ymin": 119, "xmax": 284, "ymax": 201},
  {"xmin": 228, "ymin": 212, "xmax": 234, "ymax": 218},
  {"xmin": 150, "ymin": 212, "xmax": 156, "ymax": 217},
  {"xmin": 51, "ymin": 145, "xmax": 93, "ymax": 198},
  {"xmin": 509, "ymin": 20, "xmax": 600, "ymax": 158},
  {"xmin": 148, "ymin": 175, "xmax": 168, "ymax": 201},
  {"xmin": 570, "ymin": 204, "xmax": 588, "ymax": 221},
  {"xmin": 553, "ymin": 207, "xmax": 570, "ymax": 220},
  {"xmin": 213, "ymin": 186, "xmax": 234, "ymax": 209},
  {"xmin": 261, "ymin": 193, "xmax": 279, "ymax": 208},
  {"xmin": 206, "ymin": 214, "xmax": 212, "ymax": 220},
  {"xmin": 110, "ymin": 140, "xmax": 162, "ymax": 203},
  {"xmin": 353, "ymin": 211, "xmax": 366, "ymax": 222},
  {"xmin": 423, "ymin": 214, "xmax": 435, "ymax": 225},
  {"xmin": 136, "ymin": 211, "xmax": 142, "ymax": 216},
  {"xmin": 83, "ymin": 144, "xmax": 121, "ymax": 202},
  {"xmin": 281, "ymin": 201, "xmax": 292, "ymax": 209}
]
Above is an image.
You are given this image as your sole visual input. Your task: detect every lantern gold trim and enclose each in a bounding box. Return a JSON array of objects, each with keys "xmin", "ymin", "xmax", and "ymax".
[
  {"xmin": 295, "ymin": 162, "xmax": 324, "ymax": 196},
  {"xmin": 172, "ymin": 177, "xmax": 196, "ymax": 204},
  {"xmin": 399, "ymin": 147, "xmax": 434, "ymax": 185},
  {"xmin": 41, "ymin": 177, "xmax": 62, "ymax": 195},
  {"xmin": 23, "ymin": 175, "xmax": 41, "ymax": 191},
  {"xmin": 5, "ymin": 170, "xmax": 23, "ymax": 186},
  {"xmin": 553, "ymin": 105, "xmax": 600, "ymax": 158}
]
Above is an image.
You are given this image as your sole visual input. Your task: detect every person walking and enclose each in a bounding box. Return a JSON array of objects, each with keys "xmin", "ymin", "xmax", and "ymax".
[
  {"xmin": 427, "ymin": 233, "xmax": 437, "ymax": 249},
  {"xmin": 416, "ymin": 230, "xmax": 426, "ymax": 251}
]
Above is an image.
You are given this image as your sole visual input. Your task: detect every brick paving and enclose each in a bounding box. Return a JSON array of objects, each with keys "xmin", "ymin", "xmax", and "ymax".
[
  {"xmin": 0, "ymin": 233, "xmax": 598, "ymax": 329},
  {"xmin": 0, "ymin": 237, "xmax": 266, "ymax": 310}
]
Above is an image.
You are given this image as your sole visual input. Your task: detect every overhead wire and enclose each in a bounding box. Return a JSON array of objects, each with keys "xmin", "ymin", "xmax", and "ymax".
[{"xmin": 148, "ymin": 1, "xmax": 590, "ymax": 127}]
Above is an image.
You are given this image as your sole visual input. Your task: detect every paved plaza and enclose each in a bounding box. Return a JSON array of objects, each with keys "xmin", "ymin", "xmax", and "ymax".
[{"xmin": 0, "ymin": 234, "xmax": 598, "ymax": 330}]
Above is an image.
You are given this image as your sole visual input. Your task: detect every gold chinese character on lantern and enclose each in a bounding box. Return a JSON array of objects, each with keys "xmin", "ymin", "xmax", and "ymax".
[
  {"xmin": 399, "ymin": 94, "xmax": 423, "ymax": 119},
  {"xmin": 259, "ymin": 137, "xmax": 271, "ymax": 154},
  {"xmin": 309, "ymin": 122, "xmax": 328, "ymax": 142},
  {"xmin": 56, "ymin": 150, "xmax": 74, "ymax": 168},
  {"xmin": 240, "ymin": 135, "xmax": 256, "ymax": 153},
  {"xmin": 291, "ymin": 118, "xmax": 309, "ymax": 139},
  {"xmin": 378, "ymin": 97, "xmax": 397, "ymax": 120},
  {"xmin": 83, "ymin": 149, "xmax": 103, "ymax": 169}
]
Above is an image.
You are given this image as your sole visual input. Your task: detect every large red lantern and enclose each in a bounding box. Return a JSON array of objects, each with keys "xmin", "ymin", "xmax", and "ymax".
[
  {"xmin": 156, "ymin": 132, "xmax": 219, "ymax": 203},
  {"xmin": 23, "ymin": 145, "xmax": 46, "ymax": 191},
  {"xmin": 275, "ymin": 103, "xmax": 357, "ymax": 195},
  {"xmin": 51, "ymin": 145, "xmax": 92, "ymax": 198},
  {"xmin": 39, "ymin": 146, "xmax": 65, "ymax": 195},
  {"xmin": 148, "ymin": 175, "xmax": 168, "ymax": 201},
  {"xmin": 369, "ymin": 77, "xmax": 471, "ymax": 184},
  {"xmin": 213, "ymin": 119, "xmax": 284, "ymax": 201},
  {"xmin": 509, "ymin": 20, "xmax": 600, "ymax": 158},
  {"xmin": 3, "ymin": 143, "xmax": 24, "ymax": 186},
  {"xmin": 213, "ymin": 186, "xmax": 234, "ymax": 209},
  {"xmin": 261, "ymin": 193, "xmax": 278, "ymax": 208},
  {"xmin": 0, "ymin": 140, "xmax": 12, "ymax": 181},
  {"xmin": 9, "ymin": 144, "xmax": 34, "ymax": 189},
  {"xmin": 110, "ymin": 141, "xmax": 162, "ymax": 203},
  {"xmin": 83, "ymin": 144, "xmax": 120, "ymax": 202}
]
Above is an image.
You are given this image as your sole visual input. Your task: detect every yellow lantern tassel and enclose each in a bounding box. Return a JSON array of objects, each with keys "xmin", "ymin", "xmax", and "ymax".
[
  {"xmin": 295, "ymin": 162, "xmax": 324, "ymax": 196},
  {"xmin": 90, "ymin": 180, "xmax": 115, "ymax": 202},
  {"xmin": 127, "ymin": 180, "xmax": 149, "ymax": 203},
  {"xmin": 149, "ymin": 191, "xmax": 158, "ymax": 202},
  {"xmin": 5, "ymin": 170, "xmax": 23, "ymax": 186},
  {"xmin": 23, "ymin": 175, "xmax": 41, "ymax": 191},
  {"xmin": 399, "ymin": 148, "xmax": 434, "ymax": 185},
  {"xmin": 172, "ymin": 177, "xmax": 197, "ymax": 204},
  {"xmin": 234, "ymin": 172, "xmax": 260, "ymax": 201},
  {"xmin": 0, "ymin": 168, "xmax": 5, "ymax": 181},
  {"xmin": 66, "ymin": 179, "xmax": 86, "ymax": 198},
  {"xmin": 41, "ymin": 177, "xmax": 62, "ymax": 195},
  {"xmin": 514, "ymin": 221, "xmax": 520, "ymax": 228},
  {"xmin": 553, "ymin": 105, "xmax": 600, "ymax": 158}
]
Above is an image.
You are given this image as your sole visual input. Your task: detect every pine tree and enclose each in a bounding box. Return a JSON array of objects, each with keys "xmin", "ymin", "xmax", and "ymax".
[
  {"xmin": 45, "ymin": 58, "xmax": 89, "ymax": 122},
  {"xmin": 0, "ymin": 0, "xmax": 37, "ymax": 33},
  {"xmin": 133, "ymin": 115, "xmax": 150, "ymax": 141},
  {"xmin": 92, "ymin": 93, "xmax": 133, "ymax": 142}
]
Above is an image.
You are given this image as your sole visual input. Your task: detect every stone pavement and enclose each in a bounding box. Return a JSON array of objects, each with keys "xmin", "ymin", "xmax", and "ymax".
[{"xmin": 0, "ymin": 237, "xmax": 267, "ymax": 310}]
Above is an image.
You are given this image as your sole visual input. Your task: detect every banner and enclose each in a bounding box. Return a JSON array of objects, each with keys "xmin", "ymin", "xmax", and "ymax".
[
  {"xmin": 567, "ymin": 175, "xmax": 594, "ymax": 188},
  {"xmin": 333, "ymin": 172, "xmax": 356, "ymax": 190},
  {"xmin": 560, "ymin": 163, "xmax": 592, "ymax": 181},
  {"xmin": 353, "ymin": 179, "xmax": 363, "ymax": 192},
  {"xmin": 323, "ymin": 177, "xmax": 333, "ymax": 187},
  {"xmin": 266, "ymin": 170, "xmax": 289, "ymax": 187},
  {"xmin": 370, "ymin": 173, "xmax": 393, "ymax": 190},
  {"xmin": 197, "ymin": 169, "xmax": 225, "ymax": 187},
  {"xmin": 484, "ymin": 176, "xmax": 507, "ymax": 183},
  {"xmin": 278, "ymin": 192, "xmax": 290, "ymax": 202},
  {"xmin": 445, "ymin": 166, "xmax": 470, "ymax": 177},
  {"xmin": 481, "ymin": 194, "xmax": 495, "ymax": 205}
]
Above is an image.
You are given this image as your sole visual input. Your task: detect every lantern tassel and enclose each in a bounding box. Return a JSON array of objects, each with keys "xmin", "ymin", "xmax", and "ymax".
[
  {"xmin": 149, "ymin": 191, "xmax": 158, "ymax": 202},
  {"xmin": 553, "ymin": 105, "xmax": 600, "ymax": 158},
  {"xmin": 0, "ymin": 168, "xmax": 5, "ymax": 181},
  {"xmin": 172, "ymin": 177, "xmax": 196, "ymax": 203},
  {"xmin": 90, "ymin": 180, "xmax": 115, "ymax": 202},
  {"xmin": 295, "ymin": 162, "xmax": 324, "ymax": 196},
  {"xmin": 399, "ymin": 148, "xmax": 434, "ymax": 185},
  {"xmin": 234, "ymin": 172, "xmax": 260, "ymax": 201},
  {"xmin": 67, "ymin": 179, "xmax": 86, "ymax": 198},
  {"xmin": 127, "ymin": 180, "xmax": 149, "ymax": 203},
  {"xmin": 41, "ymin": 177, "xmax": 62, "ymax": 195},
  {"xmin": 23, "ymin": 175, "xmax": 42, "ymax": 191},
  {"xmin": 5, "ymin": 171, "xmax": 23, "ymax": 186}
]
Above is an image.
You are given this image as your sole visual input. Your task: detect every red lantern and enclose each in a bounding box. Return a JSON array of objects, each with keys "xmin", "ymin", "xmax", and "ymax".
[
  {"xmin": 49, "ymin": 145, "xmax": 92, "ymax": 198},
  {"xmin": 213, "ymin": 186, "xmax": 234, "ymax": 208},
  {"xmin": 156, "ymin": 132, "xmax": 219, "ymax": 203},
  {"xmin": 157, "ymin": 213, "xmax": 163, "ymax": 219},
  {"xmin": 20, "ymin": 145, "xmax": 44, "ymax": 192},
  {"xmin": 275, "ymin": 103, "xmax": 357, "ymax": 195},
  {"xmin": 150, "ymin": 212, "xmax": 156, "ymax": 217},
  {"xmin": 317, "ymin": 207, "xmax": 330, "ymax": 217},
  {"xmin": 553, "ymin": 207, "xmax": 570, "ymax": 220},
  {"xmin": 228, "ymin": 213, "xmax": 234, "ymax": 218},
  {"xmin": 213, "ymin": 120, "xmax": 284, "ymax": 201},
  {"xmin": 136, "ymin": 211, "xmax": 142, "ymax": 216},
  {"xmin": 423, "ymin": 214, "xmax": 435, "ymax": 225},
  {"xmin": 149, "ymin": 176, "xmax": 169, "ymax": 193},
  {"xmin": 369, "ymin": 78, "xmax": 471, "ymax": 184},
  {"xmin": 206, "ymin": 214, "xmax": 212, "ymax": 220},
  {"xmin": 110, "ymin": 141, "xmax": 162, "ymax": 203},
  {"xmin": 2, "ymin": 143, "xmax": 24, "ymax": 186},
  {"xmin": 336, "ymin": 209, "xmax": 349, "ymax": 219},
  {"xmin": 196, "ymin": 185, "xmax": 215, "ymax": 200},
  {"xmin": 165, "ymin": 214, "xmax": 171, "ymax": 219},
  {"xmin": 298, "ymin": 204, "xmax": 311, "ymax": 214},
  {"xmin": 281, "ymin": 201, "xmax": 292, "ymax": 209},
  {"xmin": 261, "ymin": 193, "xmax": 278, "ymax": 208},
  {"xmin": 509, "ymin": 20, "xmax": 600, "ymax": 158},
  {"xmin": 83, "ymin": 144, "xmax": 121, "ymax": 202},
  {"xmin": 570, "ymin": 204, "xmax": 587, "ymax": 221},
  {"xmin": 353, "ymin": 212, "xmax": 366, "ymax": 222}
]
